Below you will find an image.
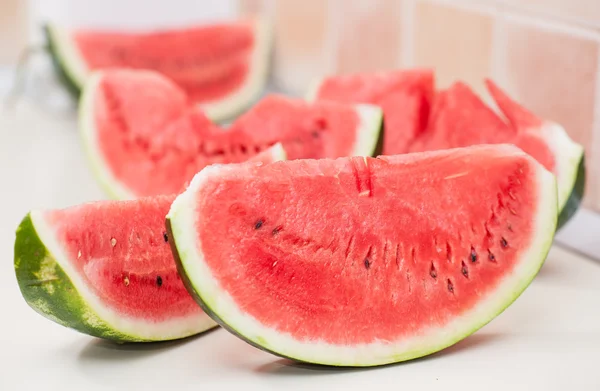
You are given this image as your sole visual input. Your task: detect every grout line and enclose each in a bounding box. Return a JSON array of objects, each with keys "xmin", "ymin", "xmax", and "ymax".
[{"xmin": 400, "ymin": 0, "xmax": 415, "ymax": 67}]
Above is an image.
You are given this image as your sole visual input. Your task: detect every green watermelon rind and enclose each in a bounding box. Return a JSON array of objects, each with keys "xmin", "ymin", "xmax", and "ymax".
[
  {"xmin": 537, "ymin": 122, "xmax": 585, "ymax": 230},
  {"xmin": 14, "ymin": 211, "xmax": 217, "ymax": 342},
  {"xmin": 78, "ymin": 71, "xmax": 137, "ymax": 200},
  {"xmin": 167, "ymin": 152, "xmax": 558, "ymax": 367},
  {"xmin": 45, "ymin": 23, "xmax": 89, "ymax": 97},
  {"xmin": 353, "ymin": 104, "xmax": 384, "ymax": 157},
  {"xmin": 44, "ymin": 20, "xmax": 271, "ymax": 122}
]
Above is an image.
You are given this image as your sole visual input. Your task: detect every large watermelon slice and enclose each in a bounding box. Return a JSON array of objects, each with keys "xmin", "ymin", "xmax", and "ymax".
[
  {"xmin": 167, "ymin": 144, "xmax": 557, "ymax": 366},
  {"xmin": 45, "ymin": 19, "xmax": 271, "ymax": 121},
  {"xmin": 14, "ymin": 195, "xmax": 215, "ymax": 342},
  {"xmin": 80, "ymin": 69, "xmax": 382, "ymax": 199},
  {"xmin": 310, "ymin": 71, "xmax": 584, "ymax": 228}
]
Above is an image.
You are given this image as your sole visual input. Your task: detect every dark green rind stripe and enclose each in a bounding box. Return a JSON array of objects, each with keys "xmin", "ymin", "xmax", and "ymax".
[
  {"xmin": 14, "ymin": 213, "xmax": 146, "ymax": 342},
  {"xmin": 372, "ymin": 118, "xmax": 385, "ymax": 157},
  {"xmin": 557, "ymin": 156, "xmax": 585, "ymax": 230},
  {"xmin": 166, "ymin": 218, "xmax": 295, "ymax": 361},
  {"xmin": 44, "ymin": 24, "xmax": 82, "ymax": 100}
]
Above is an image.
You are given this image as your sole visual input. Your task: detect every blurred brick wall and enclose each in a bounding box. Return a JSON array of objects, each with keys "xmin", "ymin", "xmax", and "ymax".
[{"xmin": 238, "ymin": 0, "xmax": 600, "ymax": 211}]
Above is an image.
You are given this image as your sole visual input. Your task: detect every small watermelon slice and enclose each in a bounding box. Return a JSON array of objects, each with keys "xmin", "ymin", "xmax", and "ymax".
[
  {"xmin": 310, "ymin": 71, "xmax": 584, "ymax": 228},
  {"xmin": 14, "ymin": 195, "xmax": 215, "ymax": 342},
  {"xmin": 45, "ymin": 18, "xmax": 271, "ymax": 121},
  {"xmin": 167, "ymin": 145, "xmax": 557, "ymax": 366},
  {"xmin": 80, "ymin": 69, "xmax": 382, "ymax": 199},
  {"xmin": 308, "ymin": 68, "xmax": 435, "ymax": 155}
]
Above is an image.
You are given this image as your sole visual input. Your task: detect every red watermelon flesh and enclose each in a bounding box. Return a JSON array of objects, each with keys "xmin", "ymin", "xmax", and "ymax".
[
  {"xmin": 167, "ymin": 144, "xmax": 557, "ymax": 365},
  {"xmin": 409, "ymin": 82, "xmax": 555, "ymax": 175},
  {"xmin": 311, "ymin": 69, "xmax": 435, "ymax": 155},
  {"xmin": 15, "ymin": 195, "xmax": 216, "ymax": 342},
  {"xmin": 47, "ymin": 18, "xmax": 270, "ymax": 120},
  {"xmin": 43, "ymin": 195, "xmax": 192, "ymax": 320},
  {"xmin": 82, "ymin": 69, "xmax": 381, "ymax": 199}
]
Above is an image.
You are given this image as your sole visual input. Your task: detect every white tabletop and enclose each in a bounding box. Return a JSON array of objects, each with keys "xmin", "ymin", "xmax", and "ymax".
[{"xmin": 1, "ymin": 100, "xmax": 600, "ymax": 391}]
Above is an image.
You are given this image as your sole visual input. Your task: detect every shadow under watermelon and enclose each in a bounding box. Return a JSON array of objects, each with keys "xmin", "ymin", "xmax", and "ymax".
[{"xmin": 254, "ymin": 332, "xmax": 505, "ymax": 375}]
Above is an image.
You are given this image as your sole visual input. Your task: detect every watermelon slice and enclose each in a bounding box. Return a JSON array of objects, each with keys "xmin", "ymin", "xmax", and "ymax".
[
  {"xmin": 310, "ymin": 71, "xmax": 584, "ymax": 228},
  {"xmin": 14, "ymin": 195, "xmax": 215, "ymax": 342},
  {"xmin": 80, "ymin": 69, "xmax": 382, "ymax": 199},
  {"xmin": 167, "ymin": 144, "xmax": 557, "ymax": 366},
  {"xmin": 45, "ymin": 18, "xmax": 271, "ymax": 121}
]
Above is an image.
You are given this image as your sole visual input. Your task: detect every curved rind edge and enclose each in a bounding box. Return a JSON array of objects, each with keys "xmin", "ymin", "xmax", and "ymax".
[
  {"xmin": 557, "ymin": 154, "xmax": 585, "ymax": 230},
  {"xmin": 353, "ymin": 104, "xmax": 384, "ymax": 157},
  {"xmin": 78, "ymin": 71, "xmax": 137, "ymax": 200},
  {"xmin": 200, "ymin": 17, "xmax": 273, "ymax": 123},
  {"xmin": 44, "ymin": 23, "xmax": 89, "ymax": 98},
  {"xmin": 538, "ymin": 121, "xmax": 585, "ymax": 225},
  {"xmin": 14, "ymin": 213, "xmax": 133, "ymax": 341},
  {"xmin": 15, "ymin": 211, "xmax": 217, "ymax": 342},
  {"xmin": 167, "ymin": 155, "xmax": 557, "ymax": 367}
]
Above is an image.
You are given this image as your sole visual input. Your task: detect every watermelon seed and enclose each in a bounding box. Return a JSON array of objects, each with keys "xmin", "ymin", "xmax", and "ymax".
[
  {"xmin": 461, "ymin": 261, "xmax": 469, "ymax": 278},
  {"xmin": 429, "ymin": 263, "xmax": 437, "ymax": 279},
  {"xmin": 163, "ymin": 232, "xmax": 168, "ymax": 242},
  {"xmin": 156, "ymin": 276, "xmax": 163, "ymax": 287},
  {"xmin": 447, "ymin": 279, "xmax": 454, "ymax": 293},
  {"xmin": 272, "ymin": 226, "xmax": 283, "ymax": 235},
  {"xmin": 254, "ymin": 220, "xmax": 264, "ymax": 230},
  {"xmin": 500, "ymin": 237, "xmax": 508, "ymax": 248},
  {"xmin": 110, "ymin": 238, "xmax": 117, "ymax": 247},
  {"xmin": 470, "ymin": 247, "xmax": 477, "ymax": 262},
  {"xmin": 364, "ymin": 258, "xmax": 371, "ymax": 269},
  {"xmin": 123, "ymin": 276, "xmax": 130, "ymax": 287},
  {"xmin": 77, "ymin": 250, "xmax": 81, "ymax": 259},
  {"xmin": 508, "ymin": 224, "xmax": 513, "ymax": 232},
  {"xmin": 446, "ymin": 242, "xmax": 452, "ymax": 263},
  {"xmin": 508, "ymin": 207, "xmax": 517, "ymax": 215},
  {"xmin": 488, "ymin": 250, "xmax": 496, "ymax": 263}
]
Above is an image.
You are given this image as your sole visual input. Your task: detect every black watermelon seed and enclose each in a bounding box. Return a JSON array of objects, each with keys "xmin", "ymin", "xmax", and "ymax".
[
  {"xmin": 461, "ymin": 261, "xmax": 469, "ymax": 278},
  {"xmin": 488, "ymin": 250, "xmax": 496, "ymax": 262},
  {"xmin": 254, "ymin": 220, "xmax": 264, "ymax": 230},
  {"xmin": 447, "ymin": 279, "xmax": 454, "ymax": 293},
  {"xmin": 470, "ymin": 247, "xmax": 477, "ymax": 262},
  {"xmin": 163, "ymin": 232, "xmax": 168, "ymax": 242},
  {"xmin": 430, "ymin": 263, "xmax": 437, "ymax": 279},
  {"xmin": 364, "ymin": 258, "xmax": 371, "ymax": 269},
  {"xmin": 272, "ymin": 226, "xmax": 283, "ymax": 235},
  {"xmin": 500, "ymin": 237, "xmax": 508, "ymax": 248},
  {"xmin": 156, "ymin": 276, "xmax": 163, "ymax": 287}
]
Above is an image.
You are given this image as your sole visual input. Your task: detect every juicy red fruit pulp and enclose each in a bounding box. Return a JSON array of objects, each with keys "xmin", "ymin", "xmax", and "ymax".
[
  {"xmin": 75, "ymin": 21, "xmax": 255, "ymax": 104},
  {"xmin": 94, "ymin": 70, "xmax": 361, "ymax": 197},
  {"xmin": 195, "ymin": 149, "xmax": 540, "ymax": 344},
  {"xmin": 44, "ymin": 195, "xmax": 202, "ymax": 321}
]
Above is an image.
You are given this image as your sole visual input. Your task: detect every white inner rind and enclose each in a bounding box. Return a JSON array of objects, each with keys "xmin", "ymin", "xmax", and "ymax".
[
  {"xmin": 352, "ymin": 104, "xmax": 383, "ymax": 157},
  {"xmin": 537, "ymin": 122, "xmax": 584, "ymax": 211},
  {"xmin": 29, "ymin": 210, "xmax": 217, "ymax": 341},
  {"xmin": 79, "ymin": 72, "xmax": 137, "ymax": 200},
  {"xmin": 46, "ymin": 23, "xmax": 90, "ymax": 88},
  {"xmin": 200, "ymin": 18, "xmax": 272, "ymax": 122},
  {"xmin": 167, "ymin": 149, "xmax": 557, "ymax": 366}
]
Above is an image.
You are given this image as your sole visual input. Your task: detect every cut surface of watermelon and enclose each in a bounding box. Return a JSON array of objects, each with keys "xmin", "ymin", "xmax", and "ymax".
[
  {"xmin": 45, "ymin": 19, "xmax": 271, "ymax": 121},
  {"xmin": 80, "ymin": 69, "xmax": 382, "ymax": 199},
  {"xmin": 167, "ymin": 145, "xmax": 557, "ymax": 366},
  {"xmin": 311, "ymin": 71, "xmax": 584, "ymax": 227},
  {"xmin": 14, "ymin": 195, "xmax": 216, "ymax": 342}
]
